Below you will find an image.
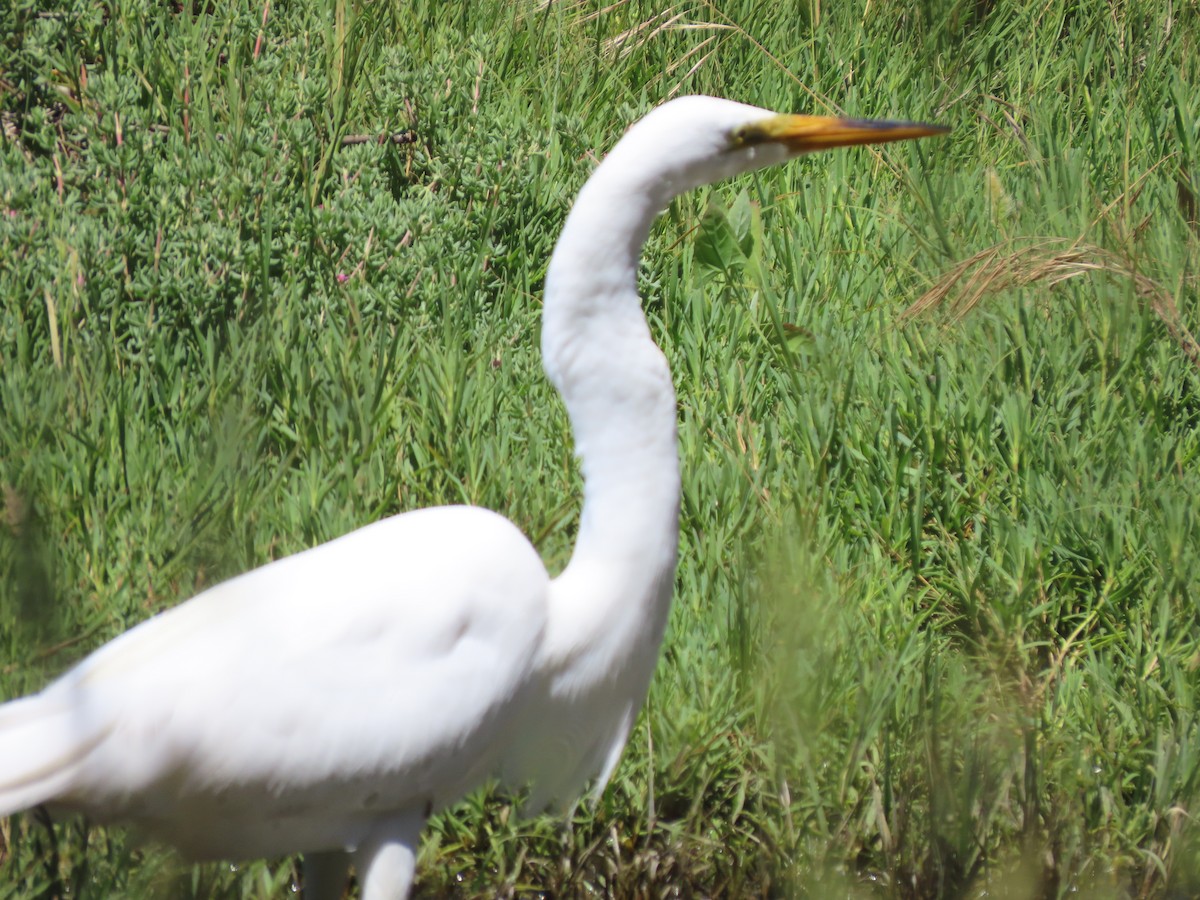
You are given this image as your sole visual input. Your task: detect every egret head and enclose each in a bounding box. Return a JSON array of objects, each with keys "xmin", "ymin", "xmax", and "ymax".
[{"xmin": 604, "ymin": 95, "xmax": 949, "ymax": 202}]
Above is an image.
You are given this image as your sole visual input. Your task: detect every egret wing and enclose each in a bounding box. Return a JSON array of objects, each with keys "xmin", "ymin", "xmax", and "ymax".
[{"xmin": 31, "ymin": 505, "xmax": 549, "ymax": 857}]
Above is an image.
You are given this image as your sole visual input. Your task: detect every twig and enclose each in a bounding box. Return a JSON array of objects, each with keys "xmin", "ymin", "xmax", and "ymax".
[
  {"xmin": 20, "ymin": 123, "xmax": 418, "ymax": 150},
  {"xmin": 148, "ymin": 124, "xmax": 416, "ymax": 146},
  {"xmin": 339, "ymin": 131, "xmax": 418, "ymax": 146},
  {"xmin": 0, "ymin": 624, "xmax": 106, "ymax": 675}
]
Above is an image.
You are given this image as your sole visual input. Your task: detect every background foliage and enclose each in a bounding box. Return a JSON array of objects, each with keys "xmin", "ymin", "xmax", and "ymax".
[{"xmin": 1, "ymin": 0, "xmax": 1198, "ymax": 896}]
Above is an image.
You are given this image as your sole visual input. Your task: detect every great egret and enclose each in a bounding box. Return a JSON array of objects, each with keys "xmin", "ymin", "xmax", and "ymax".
[{"xmin": 0, "ymin": 96, "xmax": 945, "ymax": 899}]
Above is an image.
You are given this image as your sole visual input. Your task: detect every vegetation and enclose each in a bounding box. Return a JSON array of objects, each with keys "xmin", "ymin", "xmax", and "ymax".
[{"xmin": 1, "ymin": 0, "xmax": 1198, "ymax": 896}]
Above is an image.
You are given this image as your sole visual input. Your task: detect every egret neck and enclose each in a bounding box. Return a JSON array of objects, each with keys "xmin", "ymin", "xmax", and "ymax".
[{"xmin": 540, "ymin": 152, "xmax": 681, "ymax": 672}]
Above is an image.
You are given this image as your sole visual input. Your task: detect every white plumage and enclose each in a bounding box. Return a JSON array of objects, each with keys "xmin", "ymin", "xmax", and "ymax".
[{"xmin": 0, "ymin": 96, "xmax": 945, "ymax": 899}]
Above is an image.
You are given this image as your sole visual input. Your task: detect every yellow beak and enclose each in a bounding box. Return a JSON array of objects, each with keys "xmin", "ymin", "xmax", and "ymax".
[{"xmin": 754, "ymin": 114, "xmax": 949, "ymax": 151}]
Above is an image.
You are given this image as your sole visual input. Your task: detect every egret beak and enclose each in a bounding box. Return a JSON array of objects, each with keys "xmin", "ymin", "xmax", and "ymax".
[{"xmin": 748, "ymin": 114, "xmax": 949, "ymax": 152}]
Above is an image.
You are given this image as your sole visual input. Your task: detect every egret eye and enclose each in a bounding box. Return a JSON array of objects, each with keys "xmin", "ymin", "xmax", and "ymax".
[
  {"xmin": 730, "ymin": 122, "xmax": 771, "ymax": 149},
  {"xmin": 731, "ymin": 124, "xmax": 758, "ymax": 147}
]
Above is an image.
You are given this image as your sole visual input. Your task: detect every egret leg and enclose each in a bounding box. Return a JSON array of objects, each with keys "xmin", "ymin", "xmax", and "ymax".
[
  {"xmin": 353, "ymin": 811, "xmax": 424, "ymax": 900},
  {"xmin": 303, "ymin": 850, "xmax": 350, "ymax": 900}
]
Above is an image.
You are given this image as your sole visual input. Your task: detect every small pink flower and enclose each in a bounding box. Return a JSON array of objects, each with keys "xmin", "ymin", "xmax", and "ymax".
[{"xmin": 336, "ymin": 272, "xmax": 349, "ymax": 283}]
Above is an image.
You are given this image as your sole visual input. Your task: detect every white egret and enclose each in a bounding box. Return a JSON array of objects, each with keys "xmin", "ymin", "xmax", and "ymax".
[{"xmin": 0, "ymin": 96, "xmax": 946, "ymax": 899}]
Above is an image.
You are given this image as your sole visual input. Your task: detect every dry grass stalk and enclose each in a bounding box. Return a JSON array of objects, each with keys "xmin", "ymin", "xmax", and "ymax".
[{"xmin": 904, "ymin": 236, "xmax": 1200, "ymax": 369}]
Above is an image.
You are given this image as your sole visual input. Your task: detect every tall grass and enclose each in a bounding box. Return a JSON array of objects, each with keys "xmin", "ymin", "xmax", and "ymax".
[{"xmin": 1, "ymin": 0, "xmax": 1198, "ymax": 896}]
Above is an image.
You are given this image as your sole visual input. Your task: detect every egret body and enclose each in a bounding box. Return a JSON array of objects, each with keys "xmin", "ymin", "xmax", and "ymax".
[{"xmin": 0, "ymin": 97, "xmax": 945, "ymax": 899}]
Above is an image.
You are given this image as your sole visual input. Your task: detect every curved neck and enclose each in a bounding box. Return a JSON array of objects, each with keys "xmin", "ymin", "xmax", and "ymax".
[{"xmin": 540, "ymin": 155, "xmax": 681, "ymax": 649}]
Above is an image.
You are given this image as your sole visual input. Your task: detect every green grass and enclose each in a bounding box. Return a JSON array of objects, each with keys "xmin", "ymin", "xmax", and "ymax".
[{"xmin": 2, "ymin": 0, "xmax": 1199, "ymax": 896}]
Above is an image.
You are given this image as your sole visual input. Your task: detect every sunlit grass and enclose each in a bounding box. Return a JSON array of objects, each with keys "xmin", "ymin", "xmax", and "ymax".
[{"xmin": 1, "ymin": 0, "xmax": 1198, "ymax": 896}]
